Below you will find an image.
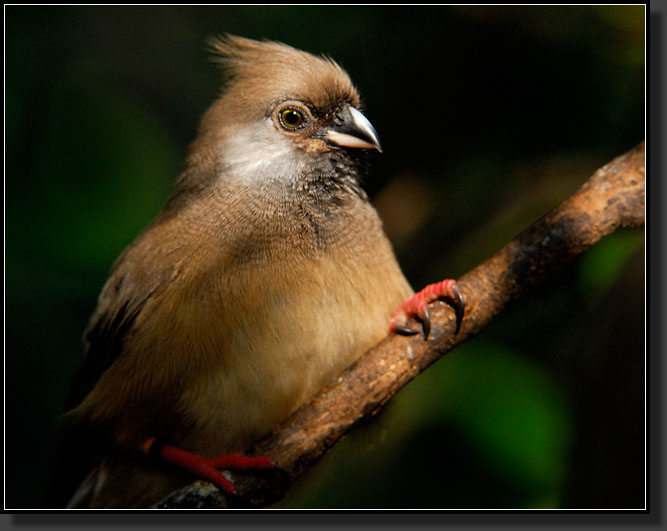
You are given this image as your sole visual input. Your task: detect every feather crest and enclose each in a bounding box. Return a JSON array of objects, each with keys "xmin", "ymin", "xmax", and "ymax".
[{"xmin": 207, "ymin": 34, "xmax": 359, "ymax": 110}]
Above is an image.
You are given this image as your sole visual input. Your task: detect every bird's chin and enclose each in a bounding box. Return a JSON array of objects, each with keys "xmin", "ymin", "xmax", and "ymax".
[{"xmin": 297, "ymin": 136, "xmax": 340, "ymax": 155}]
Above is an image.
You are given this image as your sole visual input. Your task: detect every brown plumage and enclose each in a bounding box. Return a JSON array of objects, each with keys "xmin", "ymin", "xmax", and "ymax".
[{"xmin": 56, "ymin": 35, "xmax": 416, "ymax": 508}]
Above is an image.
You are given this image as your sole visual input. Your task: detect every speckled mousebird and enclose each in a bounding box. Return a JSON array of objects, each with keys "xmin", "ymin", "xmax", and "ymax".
[{"xmin": 53, "ymin": 35, "xmax": 463, "ymax": 508}]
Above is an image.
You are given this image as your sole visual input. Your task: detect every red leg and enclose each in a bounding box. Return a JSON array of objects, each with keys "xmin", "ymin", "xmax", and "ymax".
[
  {"xmin": 389, "ymin": 279, "xmax": 464, "ymax": 338},
  {"xmin": 142, "ymin": 438, "xmax": 276, "ymax": 496}
]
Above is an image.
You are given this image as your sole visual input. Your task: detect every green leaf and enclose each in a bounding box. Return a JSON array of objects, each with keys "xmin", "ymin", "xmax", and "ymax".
[{"xmin": 578, "ymin": 230, "xmax": 644, "ymax": 306}]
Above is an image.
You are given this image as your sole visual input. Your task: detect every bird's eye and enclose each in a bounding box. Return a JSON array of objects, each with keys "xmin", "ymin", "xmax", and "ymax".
[{"xmin": 279, "ymin": 108, "xmax": 305, "ymax": 129}]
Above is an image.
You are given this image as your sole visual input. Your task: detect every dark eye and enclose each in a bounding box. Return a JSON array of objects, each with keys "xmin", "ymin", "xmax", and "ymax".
[{"xmin": 280, "ymin": 108, "xmax": 305, "ymax": 129}]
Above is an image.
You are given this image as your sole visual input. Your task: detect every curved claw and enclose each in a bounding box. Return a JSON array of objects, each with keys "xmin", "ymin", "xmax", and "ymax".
[
  {"xmin": 389, "ymin": 306, "xmax": 431, "ymax": 339},
  {"xmin": 445, "ymin": 283, "xmax": 465, "ymax": 334},
  {"xmin": 389, "ymin": 279, "xmax": 465, "ymax": 340},
  {"xmin": 391, "ymin": 323, "xmax": 422, "ymax": 336},
  {"xmin": 417, "ymin": 306, "xmax": 431, "ymax": 339}
]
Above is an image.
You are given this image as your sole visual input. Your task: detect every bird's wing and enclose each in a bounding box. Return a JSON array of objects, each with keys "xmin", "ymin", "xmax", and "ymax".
[
  {"xmin": 65, "ymin": 280, "xmax": 153, "ymax": 411},
  {"xmin": 47, "ymin": 246, "xmax": 173, "ymax": 507},
  {"xmin": 66, "ymin": 215, "xmax": 185, "ymax": 412}
]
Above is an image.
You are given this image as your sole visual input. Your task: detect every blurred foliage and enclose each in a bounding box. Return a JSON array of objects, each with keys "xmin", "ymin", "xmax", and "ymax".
[
  {"xmin": 5, "ymin": 5, "xmax": 644, "ymax": 509},
  {"xmin": 579, "ymin": 230, "xmax": 645, "ymax": 307}
]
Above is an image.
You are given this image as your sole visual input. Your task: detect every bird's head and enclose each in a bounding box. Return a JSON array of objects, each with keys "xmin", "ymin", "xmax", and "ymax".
[{"xmin": 185, "ymin": 35, "xmax": 381, "ymax": 188}]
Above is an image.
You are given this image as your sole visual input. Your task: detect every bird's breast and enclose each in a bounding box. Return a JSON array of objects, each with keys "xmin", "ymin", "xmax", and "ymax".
[{"xmin": 175, "ymin": 225, "xmax": 412, "ymax": 456}]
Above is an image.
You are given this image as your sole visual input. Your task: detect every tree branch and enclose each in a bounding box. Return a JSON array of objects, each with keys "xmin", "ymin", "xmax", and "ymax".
[{"xmin": 156, "ymin": 141, "xmax": 645, "ymax": 509}]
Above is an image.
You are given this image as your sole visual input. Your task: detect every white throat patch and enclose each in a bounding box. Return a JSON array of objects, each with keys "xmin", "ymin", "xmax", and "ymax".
[{"xmin": 221, "ymin": 120, "xmax": 308, "ymax": 185}]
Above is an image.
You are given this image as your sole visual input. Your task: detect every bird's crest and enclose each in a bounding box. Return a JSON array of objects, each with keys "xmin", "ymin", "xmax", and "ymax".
[{"xmin": 207, "ymin": 34, "xmax": 359, "ymax": 110}]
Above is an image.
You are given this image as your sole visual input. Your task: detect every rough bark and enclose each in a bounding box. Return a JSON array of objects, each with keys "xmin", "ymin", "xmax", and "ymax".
[{"xmin": 156, "ymin": 141, "xmax": 645, "ymax": 509}]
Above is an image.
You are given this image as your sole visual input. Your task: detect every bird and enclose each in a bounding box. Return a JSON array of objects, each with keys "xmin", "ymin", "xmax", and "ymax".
[{"xmin": 52, "ymin": 35, "xmax": 464, "ymax": 508}]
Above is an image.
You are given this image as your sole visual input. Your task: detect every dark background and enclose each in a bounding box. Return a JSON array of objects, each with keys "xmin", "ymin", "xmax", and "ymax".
[{"xmin": 5, "ymin": 5, "xmax": 645, "ymax": 509}]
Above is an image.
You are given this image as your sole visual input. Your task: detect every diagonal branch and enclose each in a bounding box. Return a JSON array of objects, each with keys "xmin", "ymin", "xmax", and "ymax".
[{"xmin": 156, "ymin": 141, "xmax": 645, "ymax": 509}]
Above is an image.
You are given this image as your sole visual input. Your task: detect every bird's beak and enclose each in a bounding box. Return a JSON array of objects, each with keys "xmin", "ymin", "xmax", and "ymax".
[{"xmin": 325, "ymin": 106, "xmax": 382, "ymax": 152}]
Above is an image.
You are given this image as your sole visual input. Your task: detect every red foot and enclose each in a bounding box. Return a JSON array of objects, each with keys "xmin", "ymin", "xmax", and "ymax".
[
  {"xmin": 143, "ymin": 438, "xmax": 275, "ymax": 496},
  {"xmin": 389, "ymin": 279, "xmax": 464, "ymax": 338}
]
